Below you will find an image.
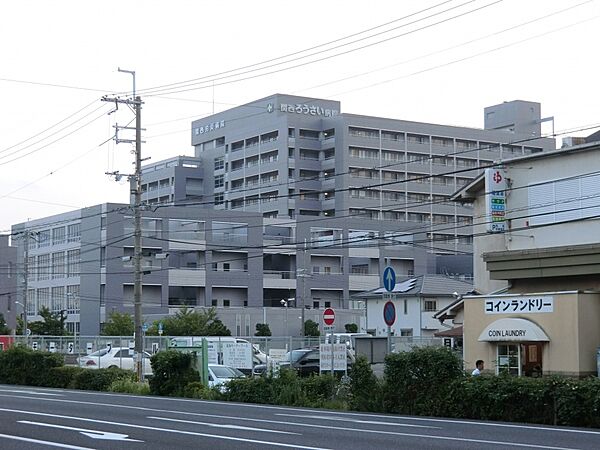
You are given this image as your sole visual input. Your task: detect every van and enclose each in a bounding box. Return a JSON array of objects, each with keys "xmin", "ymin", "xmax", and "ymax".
[{"xmin": 324, "ymin": 333, "xmax": 370, "ymax": 352}]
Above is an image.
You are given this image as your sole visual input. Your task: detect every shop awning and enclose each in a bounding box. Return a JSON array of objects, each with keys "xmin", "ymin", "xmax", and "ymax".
[{"xmin": 478, "ymin": 318, "xmax": 549, "ymax": 342}]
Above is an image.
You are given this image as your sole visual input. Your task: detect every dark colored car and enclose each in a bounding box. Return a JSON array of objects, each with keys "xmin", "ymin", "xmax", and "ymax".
[{"xmin": 269, "ymin": 348, "xmax": 355, "ymax": 377}]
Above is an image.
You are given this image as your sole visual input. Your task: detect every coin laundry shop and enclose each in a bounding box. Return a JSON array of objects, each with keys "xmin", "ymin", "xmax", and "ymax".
[{"xmin": 463, "ymin": 290, "xmax": 600, "ymax": 377}]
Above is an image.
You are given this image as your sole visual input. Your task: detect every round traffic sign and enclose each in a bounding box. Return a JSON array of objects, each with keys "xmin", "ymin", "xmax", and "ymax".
[
  {"xmin": 323, "ymin": 308, "xmax": 335, "ymax": 326},
  {"xmin": 383, "ymin": 301, "xmax": 396, "ymax": 327}
]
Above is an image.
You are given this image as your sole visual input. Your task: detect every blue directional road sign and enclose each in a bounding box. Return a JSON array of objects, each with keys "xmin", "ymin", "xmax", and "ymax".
[{"xmin": 383, "ymin": 266, "xmax": 396, "ymax": 292}]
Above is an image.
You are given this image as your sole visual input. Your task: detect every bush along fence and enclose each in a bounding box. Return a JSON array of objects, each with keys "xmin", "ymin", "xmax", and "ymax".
[{"xmin": 2, "ymin": 345, "xmax": 600, "ymax": 428}]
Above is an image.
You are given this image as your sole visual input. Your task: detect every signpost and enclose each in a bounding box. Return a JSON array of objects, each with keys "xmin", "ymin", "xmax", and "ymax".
[
  {"xmin": 382, "ymin": 267, "xmax": 397, "ymax": 354},
  {"xmin": 383, "ymin": 301, "xmax": 396, "ymax": 353},
  {"xmin": 322, "ymin": 308, "xmax": 336, "ymax": 375}
]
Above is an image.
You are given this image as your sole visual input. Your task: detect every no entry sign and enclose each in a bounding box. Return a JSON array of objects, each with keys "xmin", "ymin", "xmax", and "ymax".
[{"xmin": 323, "ymin": 308, "xmax": 335, "ymax": 326}]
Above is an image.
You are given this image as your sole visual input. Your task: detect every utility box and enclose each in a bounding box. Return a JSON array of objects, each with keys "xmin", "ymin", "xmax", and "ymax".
[{"xmin": 354, "ymin": 337, "xmax": 388, "ymax": 364}]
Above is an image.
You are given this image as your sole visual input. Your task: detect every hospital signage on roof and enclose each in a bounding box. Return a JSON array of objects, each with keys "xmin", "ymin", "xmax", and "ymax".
[
  {"xmin": 194, "ymin": 119, "xmax": 226, "ymax": 136},
  {"xmin": 277, "ymin": 102, "xmax": 339, "ymax": 117}
]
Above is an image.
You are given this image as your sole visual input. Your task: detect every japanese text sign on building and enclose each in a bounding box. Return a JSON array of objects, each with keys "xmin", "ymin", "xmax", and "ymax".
[
  {"xmin": 485, "ymin": 168, "xmax": 507, "ymax": 233},
  {"xmin": 485, "ymin": 296, "xmax": 553, "ymax": 314},
  {"xmin": 279, "ymin": 103, "xmax": 339, "ymax": 117},
  {"xmin": 194, "ymin": 119, "xmax": 226, "ymax": 136}
]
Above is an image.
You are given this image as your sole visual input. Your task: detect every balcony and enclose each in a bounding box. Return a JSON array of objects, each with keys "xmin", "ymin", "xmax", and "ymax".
[{"xmin": 168, "ymin": 268, "xmax": 206, "ymax": 286}]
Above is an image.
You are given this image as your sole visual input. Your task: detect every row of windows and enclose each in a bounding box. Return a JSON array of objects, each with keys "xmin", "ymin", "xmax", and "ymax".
[
  {"xmin": 27, "ymin": 249, "xmax": 80, "ymax": 281},
  {"xmin": 25, "ymin": 285, "xmax": 80, "ymax": 315},
  {"xmin": 26, "ymin": 224, "xmax": 80, "ymax": 250},
  {"xmin": 348, "ymin": 126, "xmax": 543, "ymax": 154}
]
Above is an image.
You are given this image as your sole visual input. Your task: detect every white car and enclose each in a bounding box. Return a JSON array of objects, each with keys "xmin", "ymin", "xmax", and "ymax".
[
  {"xmin": 77, "ymin": 347, "xmax": 153, "ymax": 375},
  {"xmin": 208, "ymin": 364, "xmax": 246, "ymax": 391}
]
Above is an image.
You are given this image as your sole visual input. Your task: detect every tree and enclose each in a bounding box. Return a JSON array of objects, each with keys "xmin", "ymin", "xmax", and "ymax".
[
  {"xmin": 344, "ymin": 323, "xmax": 359, "ymax": 333},
  {"xmin": 27, "ymin": 307, "xmax": 67, "ymax": 336},
  {"xmin": 0, "ymin": 313, "xmax": 10, "ymax": 335},
  {"xmin": 255, "ymin": 323, "xmax": 272, "ymax": 337},
  {"xmin": 147, "ymin": 308, "xmax": 231, "ymax": 336},
  {"xmin": 303, "ymin": 319, "xmax": 320, "ymax": 337},
  {"xmin": 101, "ymin": 311, "xmax": 134, "ymax": 336}
]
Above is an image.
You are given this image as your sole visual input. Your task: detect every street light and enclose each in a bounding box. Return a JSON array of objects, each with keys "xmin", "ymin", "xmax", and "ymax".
[{"xmin": 280, "ymin": 299, "xmax": 289, "ymax": 337}]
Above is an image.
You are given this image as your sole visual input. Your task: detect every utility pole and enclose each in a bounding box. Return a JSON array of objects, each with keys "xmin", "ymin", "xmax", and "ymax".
[
  {"xmin": 22, "ymin": 231, "xmax": 29, "ymax": 339},
  {"xmin": 102, "ymin": 69, "xmax": 145, "ymax": 381}
]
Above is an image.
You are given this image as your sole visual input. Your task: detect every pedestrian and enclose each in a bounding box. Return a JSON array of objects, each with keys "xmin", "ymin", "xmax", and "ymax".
[{"xmin": 472, "ymin": 359, "xmax": 484, "ymax": 376}]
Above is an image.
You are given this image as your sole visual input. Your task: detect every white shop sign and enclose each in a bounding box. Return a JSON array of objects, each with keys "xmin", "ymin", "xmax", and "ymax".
[
  {"xmin": 319, "ymin": 343, "xmax": 347, "ymax": 371},
  {"xmin": 485, "ymin": 296, "xmax": 553, "ymax": 314},
  {"xmin": 222, "ymin": 342, "xmax": 253, "ymax": 370}
]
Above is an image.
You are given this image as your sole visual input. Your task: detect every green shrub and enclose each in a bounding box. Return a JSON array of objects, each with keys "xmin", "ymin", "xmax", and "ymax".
[
  {"xmin": 183, "ymin": 381, "xmax": 223, "ymax": 400},
  {"xmin": 348, "ymin": 355, "xmax": 382, "ymax": 411},
  {"xmin": 70, "ymin": 367, "xmax": 134, "ymax": 391},
  {"xmin": 383, "ymin": 346, "xmax": 464, "ymax": 415},
  {"xmin": 224, "ymin": 375, "xmax": 275, "ymax": 404},
  {"xmin": 0, "ymin": 346, "xmax": 64, "ymax": 386},
  {"xmin": 149, "ymin": 350, "xmax": 200, "ymax": 396},
  {"xmin": 108, "ymin": 379, "xmax": 151, "ymax": 395},
  {"xmin": 46, "ymin": 366, "xmax": 85, "ymax": 388}
]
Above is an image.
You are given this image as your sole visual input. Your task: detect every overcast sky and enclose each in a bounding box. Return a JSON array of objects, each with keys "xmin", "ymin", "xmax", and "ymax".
[{"xmin": 1, "ymin": 0, "xmax": 598, "ymax": 233}]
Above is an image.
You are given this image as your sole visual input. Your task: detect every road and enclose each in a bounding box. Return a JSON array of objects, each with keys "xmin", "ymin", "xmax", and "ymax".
[{"xmin": 0, "ymin": 384, "xmax": 599, "ymax": 449}]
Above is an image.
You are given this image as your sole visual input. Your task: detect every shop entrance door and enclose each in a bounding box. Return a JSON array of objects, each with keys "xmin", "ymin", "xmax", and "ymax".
[
  {"xmin": 497, "ymin": 343, "xmax": 520, "ymax": 375},
  {"xmin": 522, "ymin": 342, "xmax": 543, "ymax": 377}
]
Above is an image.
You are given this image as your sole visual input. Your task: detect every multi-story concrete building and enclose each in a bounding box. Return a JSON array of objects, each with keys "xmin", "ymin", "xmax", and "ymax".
[
  {"xmin": 188, "ymin": 94, "xmax": 554, "ymax": 255},
  {"xmin": 0, "ymin": 235, "xmax": 17, "ymax": 332},
  {"xmin": 12, "ymin": 202, "xmax": 429, "ymax": 335}
]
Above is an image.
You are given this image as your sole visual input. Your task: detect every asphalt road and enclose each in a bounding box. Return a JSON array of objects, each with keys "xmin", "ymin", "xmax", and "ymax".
[{"xmin": 0, "ymin": 384, "xmax": 599, "ymax": 449}]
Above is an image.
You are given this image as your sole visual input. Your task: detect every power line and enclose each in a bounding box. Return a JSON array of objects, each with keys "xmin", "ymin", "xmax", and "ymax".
[{"xmin": 143, "ymin": 1, "xmax": 503, "ymax": 98}]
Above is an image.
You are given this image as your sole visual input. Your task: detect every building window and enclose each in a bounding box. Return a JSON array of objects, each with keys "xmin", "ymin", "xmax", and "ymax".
[
  {"xmin": 52, "ymin": 252, "xmax": 65, "ymax": 279},
  {"xmin": 404, "ymin": 299, "xmax": 408, "ymax": 315},
  {"xmin": 223, "ymin": 263, "xmax": 230, "ymax": 272},
  {"xmin": 37, "ymin": 254, "xmax": 50, "ymax": 281},
  {"xmin": 26, "ymin": 289, "xmax": 36, "ymax": 315},
  {"xmin": 67, "ymin": 249, "xmax": 80, "ymax": 277},
  {"xmin": 37, "ymin": 287, "xmax": 50, "ymax": 312},
  {"xmin": 400, "ymin": 328, "xmax": 413, "ymax": 337},
  {"xmin": 214, "ymin": 193, "xmax": 224, "ymax": 206},
  {"xmin": 212, "ymin": 299, "xmax": 218, "ymax": 307},
  {"xmin": 423, "ymin": 300, "xmax": 437, "ymax": 312},
  {"xmin": 100, "ymin": 216, "xmax": 107, "ymax": 230},
  {"xmin": 51, "ymin": 286, "xmax": 65, "ymax": 313},
  {"xmin": 100, "ymin": 247, "xmax": 106, "ymax": 268},
  {"xmin": 214, "ymin": 157, "xmax": 224, "ymax": 171},
  {"xmin": 214, "ymin": 175, "xmax": 224, "ymax": 189},
  {"xmin": 38, "ymin": 230, "xmax": 51, "ymax": 248},
  {"xmin": 67, "ymin": 223, "xmax": 81, "ymax": 243},
  {"xmin": 52, "ymin": 227, "xmax": 66, "ymax": 245},
  {"xmin": 497, "ymin": 344, "xmax": 520, "ymax": 376},
  {"xmin": 67, "ymin": 285, "xmax": 80, "ymax": 314},
  {"xmin": 223, "ymin": 299, "xmax": 230, "ymax": 307}
]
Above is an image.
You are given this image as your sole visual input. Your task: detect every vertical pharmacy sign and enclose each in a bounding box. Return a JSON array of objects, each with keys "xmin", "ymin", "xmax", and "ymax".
[{"xmin": 485, "ymin": 168, "xmax": 507, "ymax": 233}]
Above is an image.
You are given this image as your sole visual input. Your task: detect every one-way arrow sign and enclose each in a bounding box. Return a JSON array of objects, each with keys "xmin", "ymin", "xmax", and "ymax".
[{"xmin": 383, "ymin": 266, "xmax": 396, "ymax": 292}]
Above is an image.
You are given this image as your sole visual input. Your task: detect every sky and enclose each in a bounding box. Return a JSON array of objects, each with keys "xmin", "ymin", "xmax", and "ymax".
[{"xmin": 1, "ymin": 0, "xmax": 598, "ymax": 233}]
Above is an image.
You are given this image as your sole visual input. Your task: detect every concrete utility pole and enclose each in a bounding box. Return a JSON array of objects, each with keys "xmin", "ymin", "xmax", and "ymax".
[
  {"xmin": 102, "ymin": 70, "xmax": 145, "ymax": 381},
  {"xmin": 22, "ymin": 231, "xmax": 29, "ymax": 338}
]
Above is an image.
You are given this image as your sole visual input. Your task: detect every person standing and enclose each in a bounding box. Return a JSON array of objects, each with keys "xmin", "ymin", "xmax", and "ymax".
[{"xmin": 472, "ymin": 360, "xmax": 484, "ymax": 376}]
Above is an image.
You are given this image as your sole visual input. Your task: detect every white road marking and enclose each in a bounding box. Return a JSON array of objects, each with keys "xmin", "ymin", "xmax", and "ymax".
[
  {"xmin": 275, "ymin": 413, "xmax": 437, "ymax": 428},
  {"xmin": 0, "ymin": 408, "xmax": 329, "ymax": 450},
  {"xmin": 19, "ymin": 420, "xmax": 143, "ymax": 442},
  {"xmin": 44, "ymin": 390, "xmax": 600, "ymax": 436},
  {"xmin": 0, "ymin": 389, "xmax": 62, "ymax": 396},
  {"xmin": 0, "ymin": 432, "xmax": 94, "ymax": 450},
  {"xmin": 147, "ymin": 414, "xmax": 580, "ymax": 450},
  {"xmin": 146, "ymin": 416, "xmax": 299, "ymax": 435}
]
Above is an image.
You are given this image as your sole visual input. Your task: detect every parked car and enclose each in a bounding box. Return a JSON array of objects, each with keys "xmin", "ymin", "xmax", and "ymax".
[
  {"xmin": 77, "ymin": 347, "xmax": 153, "ymax": 375},
  {"xmin": 208, "ymin": 364, "xmax": 246, "ymax": 391},
  {"xmin": 265, "ymin": 347, "xmax": 355, "ymax": 377}
]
